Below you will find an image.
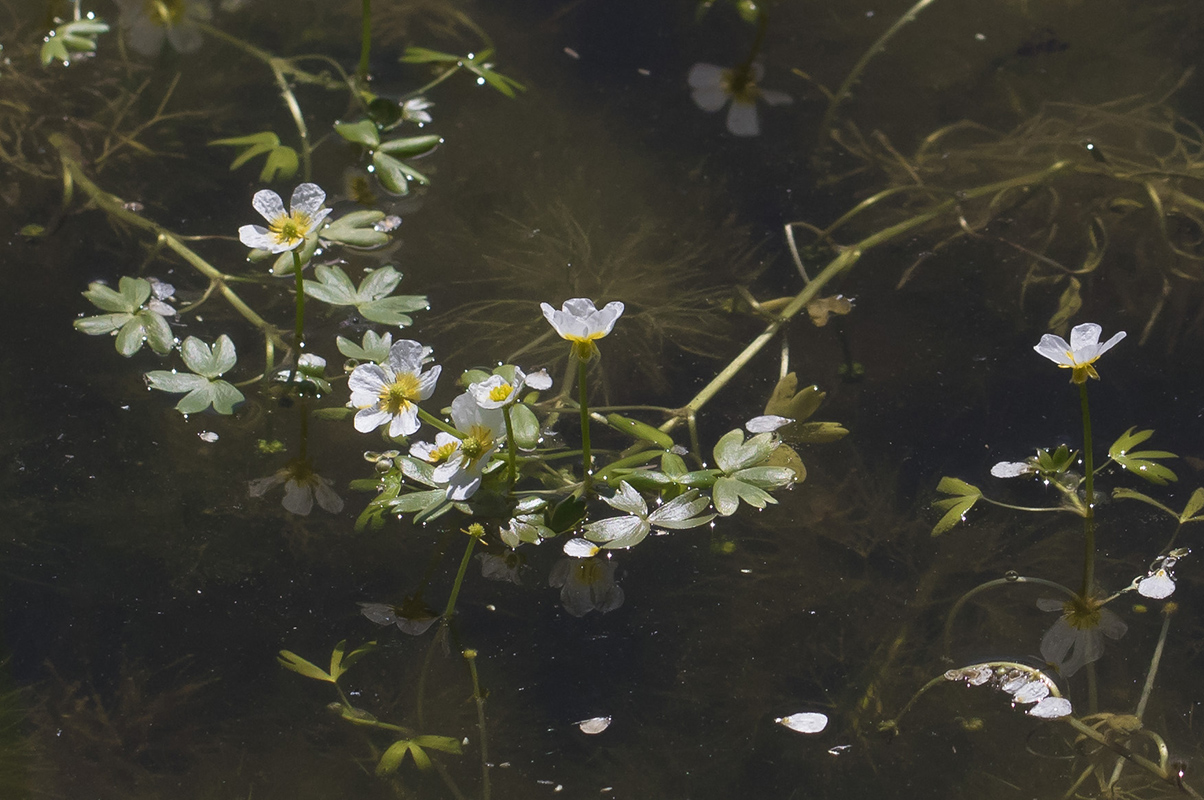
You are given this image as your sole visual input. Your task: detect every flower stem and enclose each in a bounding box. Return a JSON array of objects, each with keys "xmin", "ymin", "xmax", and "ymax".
[
  {"xmin": 502, "ymin": 405, "xmax": 519, "ymax": 483},
  {"xmin": 578, "ymin": 357, "xmax": 592, "ymax": 490},
  {"xmin": 443, "ymin": 527, "xmax": 482, "ymax": 620},
  {"xmin": 1079, "ymin": 380, "xmax": 1096, "ymax": 597},
  {"xmin": 418, "ymin": 407, "xmax": 464, "ymax": 438},
  {"xmin": 462, "ymin": 649, "xmax": 491, "ymax": 800},
  {"xmin": 292, "ymin": 249, "xmax": 306, "ymax": 348},
  {"xmin": 357, "ymin": 0, "xmax": 372, "ymax": 83}
]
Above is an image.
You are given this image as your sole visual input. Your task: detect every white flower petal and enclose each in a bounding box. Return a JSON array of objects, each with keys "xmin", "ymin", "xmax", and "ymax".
[
  {"xmin": 251, "ymin": 189, "xmax": 286, "ymax": 223},
  {"xmin": 314, "ymin": 480, "xmax": 344, "ymax": 513},
  {"xmin": 238, "ymin": 225, "xmax": 275, "ymax": 250},
  {"xmin": 746, "ymin": 415, "xmax": 793, "ymax": 433},
  {"xmin": 1068, "ymin": 323, "xmax": 1103, "ymax": 352},
  {"xmin": 760, "ymin": 89, "xmax": 793, "ymax": 106},
  {"xmin": 524, "ymin": 368, "xmax": 553, "ymax": 391},
  {"xmin": 290, "ymin": 182, "xmax": 327, "ymax": 217},
  {"xmin": 576, "ymin": 716, "xmax": 611, "ymax": 734},
  {"xmin": 387, "ymin": 406, "xmax": 421, "ymax": 438},
  {"xmin": 563, "ymin": 538, "xmax": 600, "ymax": 558},
  {"xmin": 354, "ymin": 408, "xmax": 392, "ymax": 433},
  {"xmin": 1138, "ymin": 569, "xmax": 1176, "ymax": 599},
  {"xmin": 775, "ymin": 712, "xmax": 829, "ymax": 734},
  {"xmin": 1027, "ymin": 697, "xmax": 1073, "ymax": 719},
  {"xmin": 990, "ymin": 461, "xmax": 1033, "ymax": 478},
  {"xmin": 386, "ymin": 339, "xmax": 428, "ymax": 374},
  {"xmin": 1011, "ymin": 680, "xmax": 1050, "ymax": 705},
  {"xmin": 1034, "ymin": 334, "xmax": 1074, "ymax": 366},
  {"xmin": 691, "ymin": 86, "xmax": 731, "ymax": 113},
  {"xmin": 1094, "ymin": 330, "xmax": 1126, "ymax": 358}
]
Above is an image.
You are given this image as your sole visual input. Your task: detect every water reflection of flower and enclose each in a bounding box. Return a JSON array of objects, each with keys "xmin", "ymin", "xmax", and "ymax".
[
  {"xmin": 359, "ymin": 596, "xmax": 438, "ymax": 636},
  {"xmin": 248, "ymin": 460, "xmax": 344, "ymax": 516},
  {"xmin": 549, "ymin": 556, "xmax": 624, "ymax": 617},
  {"xmin": 1037, "ymin": 595, "xmax": 1127, "ymax": 677},
  {"xmin": 117, "ymin": 0, "xmax": 212, "ymax": 56},
  {"xmin": 477, "ymin": 551, "xmax": 526, "ymax": 585},
  {"xmin": 687, "ymin": 62, "xmax": 792, "ymax": 137}
]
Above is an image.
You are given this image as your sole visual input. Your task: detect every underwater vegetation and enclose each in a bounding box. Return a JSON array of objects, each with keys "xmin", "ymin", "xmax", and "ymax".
[{"xmin": 4, "ymin": 0, "xmax": 1204, "ymax": 797}]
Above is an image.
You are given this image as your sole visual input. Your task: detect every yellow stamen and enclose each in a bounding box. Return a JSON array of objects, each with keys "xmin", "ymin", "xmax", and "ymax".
[
  {"xmin": 269, "ymin": 211, "xmax": 313, "ymax": 249},
  {"xmin": 488, "ymin": 383, "xmax": 514, "ymax": 402},
  {"xmin": 377, "ymin": 373, "xmax": 421, "ymax": 415}
]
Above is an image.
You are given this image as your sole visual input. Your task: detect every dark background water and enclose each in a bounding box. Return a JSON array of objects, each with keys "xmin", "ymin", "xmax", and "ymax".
[{"xmin": 3, "ymin": 0, "xmax": 1204, "ymax": 797}]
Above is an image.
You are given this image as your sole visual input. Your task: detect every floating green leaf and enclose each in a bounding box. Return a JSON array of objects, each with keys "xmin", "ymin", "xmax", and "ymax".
[
  {"xmin": 304, "ymin": 265, "xmax": 428, "ymax": 327},
  {"xmin": 322, "ymin": 210, "xmax": 390, "ymax": 248},
  {"xmin": 145, "ymin": 335, "xmax": 244, "ymax": 415},
  {"xmin": 1109, "ymin": 427, "xmax": 1177, "ymax": 485},
  {"xmin": 75, "ymin": 277, "xmax": 174, "ymax": 356},
  {"xmin": 277, "ymin": 650, "xmax": 334, "ymax": 683},
  {"xmin": 337, "ymin": 330, "xmax": 393, "ymax": 363},
  {"xmin": 41, "ymin": 17, "xmax": 109, "ymax": 66},
  {"xmin": 209, "ymin": 131, "xmax": 299, "ymax": 182},
  {"xmin": 931, "ymin": 477, "xmax": 982, "ymax": 536}
]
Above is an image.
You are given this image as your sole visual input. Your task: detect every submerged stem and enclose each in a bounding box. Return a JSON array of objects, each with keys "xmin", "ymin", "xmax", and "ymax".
[
  {"xmin": 463, "ymin": 649, "xmax": 491, "ymax": 800},
  {"xmin": 358, "ymin": 0, "xmax": 372, "ymax": 82},
  {"xmin": 1079, "ymin": 381, "xmax": 1096, "ymax": 596},
  {"xmin": 443, "ymin": 528, "xmax": 482, "ymax": 620},
  {"xmin": 578, "ymin": 358, "xmax": 592, "ymax": 491},
  {"xmin": 502, "ymin": 405, "xmax": 519, "ymax": 483}
]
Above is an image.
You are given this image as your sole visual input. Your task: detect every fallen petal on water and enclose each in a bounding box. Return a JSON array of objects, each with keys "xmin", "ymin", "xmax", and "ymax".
[
  {"xmin": 576, "ymin": 716, "xmax": 611, "ymax": 734},
  {"xmin": 775, "ymin": 712, "xmax": 829, "ymax": 734}
]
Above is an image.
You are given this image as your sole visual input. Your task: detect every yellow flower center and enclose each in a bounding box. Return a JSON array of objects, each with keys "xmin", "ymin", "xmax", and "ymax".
[
  {"xmin": 567, "ymin": 336, "xmax": 601, "ymax": 362},
  {"xmin": 488, "ymin": 383, "xmax": 514, "ymax": 403},
  {"xmin": 377, "ymin": 373, "xmax": 421, "ymax": 415},
  {"xmin": 459, "ymin": 425, "xmax": 494, "ymax": 460},
  {"xmin": 426, "ymin": 440, "xmax": 459, "ymax": 464},
  {"xmin": 145, "ymin": 0, "xmax": 185, "ymax": 25},
  {"xmin": 268, "ymin": 211, "xmax": 313, "ymax": 249}
]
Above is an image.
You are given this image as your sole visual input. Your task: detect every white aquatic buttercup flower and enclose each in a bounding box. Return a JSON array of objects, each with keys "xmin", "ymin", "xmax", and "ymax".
[
  {"xmin": 688, "ymin": 62, "xmax": 792, "ymax": 137},
  {"xmin": 549, "ymin": 556, "xmax": 624, "ymax": 617},
  {"xmin": 410, "ymin": 393, "xmax": 504, "ymax": 500},
  {"xmin": 1034, "ymin": 323, "xmax": 1126, "ymax": 384},
  {"xmin": 468, "ymin": 367, "xmax": 553, "ymax": 409},
  {"xmin": 1137, "ymin": 568, "xmax": 1176, "ymax": 599},
  {"xmin": 238, "ymin": 183, "xmax": 332, "ymax": 254},
  {"xmin": 541, "ymin": 298, "xmax": 625, "ymax": 361},
  {"xmin": 248, "ymin": 460, "xmax": 344, "ymax": 516},
  {"xmin": 348, "ymin": 340, "xmax": 441, "ymax": 438},
  {"xmin": 401, "ymin": 97, "xmax": 434, "ymax": 124},
  {"xmin": 117, "ymin": 0, "xmax": 212, "ymax": 55}
]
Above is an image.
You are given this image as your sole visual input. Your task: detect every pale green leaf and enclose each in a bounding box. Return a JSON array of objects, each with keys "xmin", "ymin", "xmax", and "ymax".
[{"xmin": 277, "ymin": 650, "xmax": 335, "ymax": 682}]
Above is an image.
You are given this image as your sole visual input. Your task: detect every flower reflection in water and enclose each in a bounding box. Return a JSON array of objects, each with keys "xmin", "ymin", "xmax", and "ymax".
[
  {"xmin": 248, "ymin": 460, "xmax": 343, "ymax": 516},
  {"xmin": 359, "ymin": 595, "xmax": 439, "ymax": 636},
  {"xmin": 1037, "ymin": 595, "xmax": 1127, "ymax": 677},
  {"xmin": 549, "ymin": 557, "xmax": 624, "ymax": 617}
]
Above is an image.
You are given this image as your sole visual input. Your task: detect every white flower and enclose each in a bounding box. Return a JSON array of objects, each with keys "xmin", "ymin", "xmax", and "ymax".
[
  {"xmin": 549, "ymin": 556, "xmax": 624, "ymax": 617},
  {"xmin": 359, "ymin": 598, "xmax": 438, "ymax": 636},
  {"xmin": 990, "ymin": 461, "xmax": 1035, "ymax": 478},
  {"xmin": 468, "ymin": 367, "xmax": 552, "ymax": 409},
  {"xmin": 1137, "ymin": 567, "xmax": 1176, "ymax": 599},
  {"xmin": 410, "ymin": 393, "xmax": 504, "ymax": 500},
  {"xmin": 238, "ymin": 183, "xmax": 331, "ymax": 254},
  {"xmin": 1034, "ymin": 323, "xmax": 1126, "ymax": 384},
  {"xmin": 1037, "ymin": 596, "xmax": 1127, "ymax": 677},
  {"xmin": 540, "ymin": 298, "xmax": 625, "ymax": 360},
  {"xmin": 746, "ymin": 415, "xmax": 793, "ymax": 433},
  {"xmin": 348, "ymin": 339, "xmax": 441, "ymax": 438},
  {"xmin": 249, "ymin": 461, "xmax": 344, "ymax": 516},
  {"xmin": 688, "ymin": 62, "xmax": 792, "ymax": 137},
  {"xmin": 775, "ymin": 712, "xmax": 829, "ymax": 734},
  {"xmin": 117, "ymin": 0, "xmax": 211, "ymax": 55},
  {"xmin": 582, "ymin": 481, "xmax": 714, "ymax": 550},
  {"xmin": 401, "ymin": 97, "xmax": 433, "ymax": 125}
]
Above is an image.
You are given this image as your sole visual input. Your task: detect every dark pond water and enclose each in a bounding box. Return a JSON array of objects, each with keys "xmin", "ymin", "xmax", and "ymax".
[{"xmin": 4, "ymin": 0, "xmax": 1204, "ymax": 798}]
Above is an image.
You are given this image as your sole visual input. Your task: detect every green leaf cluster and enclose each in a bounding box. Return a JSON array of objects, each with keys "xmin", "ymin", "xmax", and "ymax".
[
  {"xmin": 712, "ymin": 429, "xmax": 797, "ymax": 516},
  {"xmin": 74, "ymin": 277, "xmax": 174, "ymax": 357},
  {"xmin": 377, "ymin": 735, "xmax": 462, "ymax": 775},
  {"xmin": 337, "ymin": 330, "xmax": 394, "ymax": 364},
  {"xmin": 209, "ymin": 131, "xmax": 298, "ymax": 182},
  {"xmin": 145, "ymin": 335, "xmax": 245, "ymax": 415},
  {"xmin": 763, "ymin": 373, "xmax": 849, "ymax": 444},
  {"xmin": 334, "ymin": 119, "xmax": 441, "ymax": 196},
  {"xmin": 1113, "ymin": 486, "xmax": 1204, "ymax": 523},
  {"xmin": 41, "ymin": 17, "xmax": 109, "ymax": 66},
  {"xmin": 1108, "ymin": 428, "xmax": 1177, "ymax": 485},
  {"xmin": 931, "ymin": 477, "xmax": 982, "ymax": 536},
  {"xmin": 303, "ymin": 265, "xmax": 428, "ymax": 327},
  {"xmin": 277, "ymin": 639, "xmax": 376, "ymax": 684}
]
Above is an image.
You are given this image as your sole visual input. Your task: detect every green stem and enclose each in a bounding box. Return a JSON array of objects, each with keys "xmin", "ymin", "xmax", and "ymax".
[
  {"xmin": 442, "ymin": 530, "xmax": 480, "ymax": 620},
  {"xmin": 52, "ymin": 141, "xmax": 288, "ymax": 352},
  {"xmin": 463, "ymin": 649, "xmax": 491, "ymax": 800},
  {"xmin": 660, "ymin": 160, "xmax": 1077, "ymax": 435},
  {"xmin": 502, "ymin": 405, "xmax": 519, "ymax": 483},
  {"xmin": 357, "ymin": 0, "xmax": 371, "ymax": 82},
  {"xmin": 418, "ymin": 407, "xmax": 464, "ymax": 438},
  {"xmin": 1079, "ymin": 381, "xmax": 1096, "ymax": 597},
  {"xmin": 817, "ymin": 0, "xmax": 943, "ymax": 146},
  {"xmin": 292, "ymin": 249, "xmax": 305, "ymax": 348},
  {"xmin": 578, "ymin": 358, "xmax": 592, "ymax": 490},
  {"xmin": 942, "ymin": 575, "xmax": 1077, "ymax": 658}
]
